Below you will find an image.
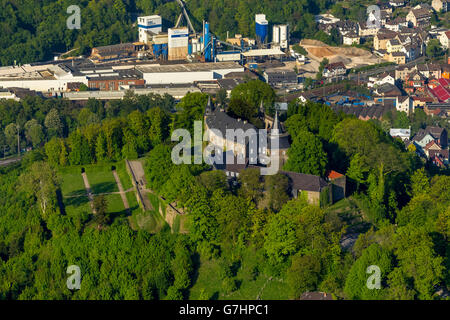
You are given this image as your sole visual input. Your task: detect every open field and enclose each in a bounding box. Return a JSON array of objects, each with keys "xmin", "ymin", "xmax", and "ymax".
[{"xmin": 300, "ymin": 39, "xmax": 381, "ymax": 69}]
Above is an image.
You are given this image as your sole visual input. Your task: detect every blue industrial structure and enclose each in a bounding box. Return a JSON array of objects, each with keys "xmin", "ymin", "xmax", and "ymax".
[
  {"xmin": 255, "ymin": 14, "xmax": 268, "ymax": 45},
  {"xmin": 152, "ymin": 43, "xmax": 168, "ymax": 60}
]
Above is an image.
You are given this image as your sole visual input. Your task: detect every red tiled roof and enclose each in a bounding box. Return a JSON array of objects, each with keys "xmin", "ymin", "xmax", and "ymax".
[
  {"xmin": 428, "ymin": 83, "xmax": 450, "ymax": 102},
  {"xmin": 438, "ymin": 77, "xmax": 450, "ymax": 87},
  {"xmin": 326, "ymin": 170, "xmax": 344, "ymax": 180},
  {"xmin": 424, "ymin": 140, "xmax": 440, "ymax": 150}
]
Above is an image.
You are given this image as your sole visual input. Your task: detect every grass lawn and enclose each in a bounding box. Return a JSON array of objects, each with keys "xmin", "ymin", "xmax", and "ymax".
[
  {"xmin": 115, "ymin": 161, "xmax": 133, "ymax": 191},
  {"xmin": 104, "ymin": 194, "xmax": 125, "ymax": 215},
  {"xmin": 59, "ymin": 166, "xmax": 86, "ymax": 197},
  {"xmin": 64, "ymin": 195, "xmax": 91, "ymax": 217},
  {"xmin": 189, "ymin": 247, "xmax": 289, "ymax": 300},
  {"xmin": 84, "ymin": 164, "xmax": 119, "ymax": 194},
  {"xmin": 128, "ymin": 192, "xmax": 168, "ymax": 233}
]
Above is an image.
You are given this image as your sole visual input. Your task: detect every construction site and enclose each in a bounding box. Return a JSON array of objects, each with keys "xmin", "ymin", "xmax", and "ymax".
[{"xmin": 300, "ymin": 39, "xmax": 381, "ymax": 69}]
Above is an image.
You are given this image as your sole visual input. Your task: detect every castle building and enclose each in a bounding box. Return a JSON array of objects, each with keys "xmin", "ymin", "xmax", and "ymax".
[{"xmin": 204, "ymin": 97, "xmax": 290, "ymax": 172}]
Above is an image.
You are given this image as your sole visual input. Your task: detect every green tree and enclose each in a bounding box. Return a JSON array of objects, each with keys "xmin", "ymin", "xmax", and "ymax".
[
  {"xmin": 20, "ymin": 161, "xmax": 60, "ymax": 220},
  {"xmin": 284, "ymin": 130, "xmax": 328, "ymax": 176},
  {"xmin": 426, "ymin": 39, "xmax": 444, "ymax": 58},
  {"xmin": 409, "ymin": 168, "xmax": 429, "ymax": 198},
  {"xmin": 230, "ymin": 80, "xmax": 276, "ymax": 115},
  {"xmin": 286, "ymin": 254, "xmax": 322, "ymax": 299},
  {"xmin": 44, "ymin": 108, "xmax": 63, "ymax": 138},
  {"xmin": 344, "ymin": 243, "xmax": 393, "ymax": 300},
  {"xmin": 238, "ymin": 168, "xmax": 262, "ymax": 202},
  {"xmin": 24, "ymin": 119, "xmax": 44, "ymax": 147},
  {"xmin": 93, "ymin": 195, "xmax": 110, "ymax": 227},
  {"xmin": 264, "ymin": 173, "xmax": 290, "ymax": 212}
]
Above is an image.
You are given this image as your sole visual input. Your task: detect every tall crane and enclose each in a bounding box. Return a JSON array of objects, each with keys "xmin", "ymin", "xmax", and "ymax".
[{"xmin": 174, "ymin": 0, "xmax": 196, "ymax": 35}]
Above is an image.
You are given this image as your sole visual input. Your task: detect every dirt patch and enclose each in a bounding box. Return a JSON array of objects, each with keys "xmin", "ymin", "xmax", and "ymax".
[{"xmin": 300, "ymin": 39, "xmax": 381, "ymax": 69}]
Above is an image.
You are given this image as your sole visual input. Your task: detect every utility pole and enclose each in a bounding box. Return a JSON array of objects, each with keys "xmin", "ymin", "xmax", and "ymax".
[{"xmin": 16, "ymin": 124, "xmax": 20, "ymax": 157}]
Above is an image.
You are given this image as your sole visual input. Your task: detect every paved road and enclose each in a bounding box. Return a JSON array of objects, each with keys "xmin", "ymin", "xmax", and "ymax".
[
  {"xmin": 112, "ymin": 170, "xmax": 130, "ymax": 210},
  {"xmin": 81, "ymin": 172, "xmax": 96, "ymax": 214},
  {"xmin": 0, "ymin": 157, "xmax": 21, "ymax": 167},
  {"xmin": 127, "ymin": 160, "xmax": 153, "ymax": 211}
]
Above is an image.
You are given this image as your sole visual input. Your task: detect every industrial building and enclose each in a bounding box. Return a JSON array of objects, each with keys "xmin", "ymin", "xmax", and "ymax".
[
  {"xmin": 168, "ymin": 27, "xmax": 189, "ymax": 61},
  {"xmin": 255, "ymin": 14, "xmax": 269, "ymax": 45},
  {"xmin": 272, "ymin": 25, "xmax": 289, "ymax": 49},
  {"xmin": 138, "ymin": 15, "xmax": 162, "ymax": 43},
  {"xmin": 136, "ymin": 61, "xmax": 244, "ymax": 84},
  {"xmin": 0, "ymin": 63, "xmax": 88, "ymax": 92},
  {"xmin": 90, "ymin": 43, "xmax": 147, "ymax": 61},
  {"xmin": 264, "ymin": 70, "xmax": 298, "ymax": 87},
  {"xmin": 85, "ymin": 69, "xmax": 145, "ymax": 91}
]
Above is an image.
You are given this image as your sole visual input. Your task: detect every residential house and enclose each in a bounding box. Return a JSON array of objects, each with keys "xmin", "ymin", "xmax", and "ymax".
[
  {"xmin": 417, "ymin": 63, "xmax": 442, "ymax": 79},
  {"xmin": 386, "ymin": 39, "xmax": 404, "ymax": 53},
  {"xmin": 413, "ymin": 3, "xmax": 434, "ymax": 12},
  {"xmin": 323, "ymin": 62, "xmax": 347, "ymax": 78},
  {"xmin": 368, "ymin": 72, "xmax": 396, "ymax": 88},
  {"xmin": 385, "ymin": 17, "xmax": 408, "ymax": 32},
  {"xmin": 397, "ymin": 96, "xmax": 414, "ymax": 114},
  {"xmin": 390, "ymin": 128, "xmax": 411, "ymax": 141},
  {"xmin": 395, "ymin": 65, "xmax": 417, "ymax": 81},
  {"xmin": 343, "ymin": 33, "xmax": 361, "ymax": 45},
  {"xmin": 413, "ymin": 126, "xmax": 448, "ymax": 149},
  {"xmin": 402, "ymin": 43, "xmax": 420, "ymax": 61},
  {"xmin": 325, "ymin": 170, "xmax": 347, "ymax": 202},
  {"xmin": 432, "ymin": 0, "xmax": 450, "ymax": 12},
  {"xmin": 439, "ymin": 31, "xmax": 450, "ymax": 49},
  {"xmin": 374, "ymin": 31, "xmax": 398, "ymax": 50},
  {"xmin": 442, "ymin": 64, "xmax": 450, "ymax": 79},
  {"xmin": 375, "ymin": 82, "xmax": 402, "ymax": 96},
  {"xmin": 406, "ymin": 8, "xmax": 432, "ymax": 27},
  {"xmin": 427, "ymin": 126, "xmax": 448, "ymax": 148},
  {"xmin": 389, "ymin": 0, "xmax": 405, "ymax": 7},
  {"xmin": 358, "ymin": 21, "xmax": 379, "ymax": 38},
  {"xmin": 404, "ymin": 70, "xmax": 427, "ymax": 94},
  {"xmin": 281, "ymin": 170, "xmax": 333, "ymax": 206},
  {"xmin": 384, "ymin": 51, "xmax": 406, "ymax": 64},
  {"xmin": 336, "ymin": 21, "xmax": 359, "ymax": 36}
]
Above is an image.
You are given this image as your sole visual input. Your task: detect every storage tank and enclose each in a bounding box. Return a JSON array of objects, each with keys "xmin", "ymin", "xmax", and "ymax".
[
  {"xmin": 168, "ymin": 27, "xmax": 189, "ymax": 61},
  {"xmin": 255, "ymin": 14, "xmax": 268, "ymax": 44},
  {"xmin": 272, "ymin": 25, "xmax": 280, "ymax": 44},
  {"xmin": 279, "ymin": 24, "xmax": 288, "ymax": 49}
]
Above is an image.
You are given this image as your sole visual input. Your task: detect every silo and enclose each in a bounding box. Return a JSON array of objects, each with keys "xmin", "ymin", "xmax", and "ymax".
[
  {"xmin": 168, "ymin": 27, "xmax": 189, "ymax": 61},
  {"xmin": 279, "ymin": 24, "xmax": 288, "ymax": 49},
  {"xmin": 255, "ymin": 14, "xmax": 268, "ymax": 44},
  {"xmin": 273, "ymin": 25, "xmax": 280, "ymax": 44}
]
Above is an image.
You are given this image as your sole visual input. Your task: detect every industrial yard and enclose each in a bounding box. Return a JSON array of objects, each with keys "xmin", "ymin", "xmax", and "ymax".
[{"xmin": 300, "ymin": 39, "xmax": 381, "ymax": 69}]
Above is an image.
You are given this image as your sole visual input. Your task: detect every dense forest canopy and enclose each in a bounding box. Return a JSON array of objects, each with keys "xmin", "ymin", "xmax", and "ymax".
[{"xmin": 0, "ymin": 0, "xmax": 334, "ymax": 65}]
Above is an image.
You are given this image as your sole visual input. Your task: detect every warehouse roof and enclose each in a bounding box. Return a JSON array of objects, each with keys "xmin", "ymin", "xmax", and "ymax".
[
  {"xmin": 242, "ymin": 48, "xmax": 285, "ymax": 57},
  {"xmin": 136, "ymin": 62, "xmax": 243, "ymax": 73}
]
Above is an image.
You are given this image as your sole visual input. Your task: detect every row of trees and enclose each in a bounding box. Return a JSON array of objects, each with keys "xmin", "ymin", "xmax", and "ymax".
[{"xmin": 0, "ymin": 92, "xmax": 175, "ymax": 158}]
